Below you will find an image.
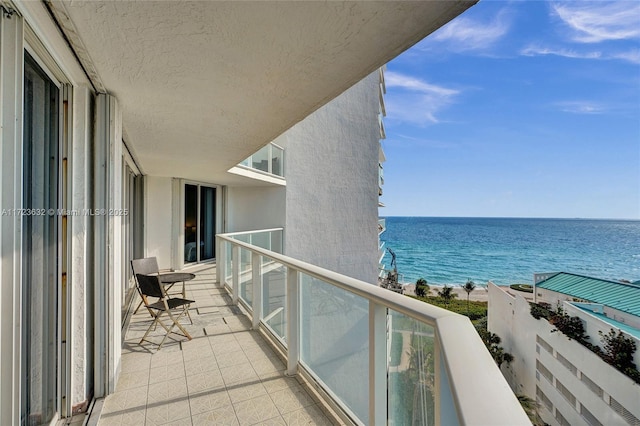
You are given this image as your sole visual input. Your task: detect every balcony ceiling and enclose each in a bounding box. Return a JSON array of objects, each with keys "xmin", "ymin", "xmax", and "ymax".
[{"xmin": 51, "ymin": 1, "xmax": 475, "ymax": 184}]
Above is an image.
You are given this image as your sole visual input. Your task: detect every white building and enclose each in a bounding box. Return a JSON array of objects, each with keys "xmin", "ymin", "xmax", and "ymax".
[
  {"xmin": 0, "ymin": 1, "xmax": 530, "ymax": 424},
  {"xmin": 489, "ymin": 273, "xmax": 640, "ymax": 426}
]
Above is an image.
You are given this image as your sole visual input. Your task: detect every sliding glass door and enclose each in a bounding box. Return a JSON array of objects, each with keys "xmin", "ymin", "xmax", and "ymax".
[
  {"xmin": 184, "ymin": 184, "xmax": 216, "ymax": 263},
  {"xmin": 22, "ymin": 52, "xmax": 60, "ymax": 426}
]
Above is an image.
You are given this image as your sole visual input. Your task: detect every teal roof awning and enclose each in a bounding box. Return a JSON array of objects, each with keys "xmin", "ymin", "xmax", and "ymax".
[{"xmin": 536, "ymin": 272, "xmax": 640, "ymax": 318}]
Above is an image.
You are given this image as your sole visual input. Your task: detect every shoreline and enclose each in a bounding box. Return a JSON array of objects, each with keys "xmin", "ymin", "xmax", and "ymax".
[{"xmin": 402, "ymin": 282, "xmax": 534, "ymax": 302}]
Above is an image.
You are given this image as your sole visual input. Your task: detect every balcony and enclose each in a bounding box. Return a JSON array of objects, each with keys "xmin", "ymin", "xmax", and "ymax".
[
  {"xmin": 238, "ymin": 143, "xmax": 285, "ymax": 176},
  {"xmin": 102, "ymin": 230, "xmax": 528, "ymax": 425},
  {"xmin": 216, "ymin": 230, "xmax": 530, "ymax": 424},
  {"xmin": 100, "ymin": 264, "xmax": 336, "ymax": 424}
]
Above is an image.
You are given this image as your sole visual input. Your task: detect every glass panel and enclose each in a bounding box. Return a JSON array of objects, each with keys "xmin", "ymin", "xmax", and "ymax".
[
  {"xmin": 22, "ymin": 52, "xmax": 59, "ymax": 426},
  {"xmin": 184, "ymin": 184, "xmax": 198, "ymax": 262},
  {"xmin": 261, "ymin": 258, "xmax": 287, "ymax": 341},
  {"xmin": 271, "ymin": 145, "xmax": 284, "ymax": 177},
  {"xmin": 251, "ymin": 144, "xmax": 270, "ymax": 172},
  {"xmin": 270, "ymin": 230, "xmax": 283, "ymax": 254},
  {"xmin": 199, "ymin": 186, "xmax": 216, "ymax": 260},
  {"xmin": 250, "ymin": 231, "xmax": 271, "ymax": 251},
  {"xmin": 225, "ymin": 241, "xmax": 233, "ymax": 283},
  {"xmin": 121, "ymin": 165, "xmax": 137, "ymax": 322},
  {"xmin": 388, "ymin": 310, "xmax": 436, "ymax": 426},
  {"xmin": 300, "ymin": 274, "xmax": 369, "ymax": 423},
  {"xmin": 239, "ymin": 248, "xmax": 253, "ymax": 306}
]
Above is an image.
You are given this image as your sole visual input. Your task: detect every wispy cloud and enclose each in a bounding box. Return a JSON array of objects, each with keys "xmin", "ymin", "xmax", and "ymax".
[
  {"xmin": 552, "ymin": 2, "xmax": 640, "ymax": 43},
  {"xmin": 429, "ymin": 10, "xmax": 510, "ymax": 51},
  {"xmin": 611, "ymin": 48, "xmax": 640, "ymax": 64},
  {"xmin": 521, "ymin": 45, "xmax": 603, "ymax": 60},
  {"xmin": 384, "ymin": 71, "xmax": 460, "ymax": 125},
  {"xmin": 555, "ymin": 101, "xmax": 607, "ymax": 114},
  {"xmin": 385, "ymin": 72, "xmax": 458, "ymax": 97},
  {"xmin": 520, "ymin": 44, "xmax": 640, "ymax": 64}
]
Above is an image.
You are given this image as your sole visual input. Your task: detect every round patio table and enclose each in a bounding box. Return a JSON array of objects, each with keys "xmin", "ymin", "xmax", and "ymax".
[{"xmin": 158, "ymin": 272, "xmax": 196, "ymax": 298}]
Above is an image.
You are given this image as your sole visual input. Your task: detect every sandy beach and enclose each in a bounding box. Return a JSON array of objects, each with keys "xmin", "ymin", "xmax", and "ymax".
[{"xmin": 402, "ymin": 282, "xmax": 533, "ymax": 302}]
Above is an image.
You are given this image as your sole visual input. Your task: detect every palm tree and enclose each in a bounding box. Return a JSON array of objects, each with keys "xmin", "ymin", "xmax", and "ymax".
[
  {"xmin": 437, "ymin": 285, "xmax": 456, "ymax": 307},
  {"xmin": 517, "ymin": 394, "xmax": 545, "ymax": 426},
  {"xmin": 462, "ymin": 279, "xmax": 476, "ymax": 314},
  {"xmin": 415, "ymin": 278, "xmax": 429, "ymax": 298}
]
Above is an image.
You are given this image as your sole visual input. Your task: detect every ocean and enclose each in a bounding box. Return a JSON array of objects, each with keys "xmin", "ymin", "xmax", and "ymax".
[{"xmin": 380, "ymin": 217, "xmax": 640, "ymax": 286}]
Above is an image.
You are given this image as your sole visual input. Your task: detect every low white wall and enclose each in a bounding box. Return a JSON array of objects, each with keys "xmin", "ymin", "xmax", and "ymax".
[{"xmin": 144, "ymin": 176, "xmax": 174, "ymax": 269}]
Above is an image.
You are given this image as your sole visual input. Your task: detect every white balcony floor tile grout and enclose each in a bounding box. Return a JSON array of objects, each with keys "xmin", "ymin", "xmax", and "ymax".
[{"xmin": 98, "ymin": 265, "xmax": 339, "ymax": 426}]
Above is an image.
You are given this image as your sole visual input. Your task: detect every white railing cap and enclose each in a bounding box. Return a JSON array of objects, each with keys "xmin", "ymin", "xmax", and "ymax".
[{"xmin": 217, "ymin": 232, "xmax": 531, "ymax": 425}]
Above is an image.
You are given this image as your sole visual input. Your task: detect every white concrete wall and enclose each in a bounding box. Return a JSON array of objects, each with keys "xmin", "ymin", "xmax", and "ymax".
[
  {"xmin": 489, "ymin": 283, "xmax": 640, "ymax": 426},
  {"xmin": 538, "ymin": 287, "xmax": 640, "ymax": 330},
  {"xmin": 488, "ymin": 283, "xmax": 538, "ymax": 397},
  {"xmin": 144, "ymin": 176, "xmax": 174, "ymax": 270},
  {"xmin": 564, "ymin": 302, "xmax": 640, "ymax": 369},
  {"xmin": 225, "ymin": 186, "xmax": 285, "ymax": 232},
  {"xmin": 276, "ymin": 71, "xmax": 381, "ymax": 284}
]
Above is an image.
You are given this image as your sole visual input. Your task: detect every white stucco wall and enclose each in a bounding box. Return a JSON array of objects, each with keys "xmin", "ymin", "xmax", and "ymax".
[
  {"xmin": 276, "ymin": 71, "xmax": 381, "ymax": 284},
  {"xmin": 225, "ymin": 186, "xmax": 285, "ymax": 232},
  {"xmin": 144, "ymin": 176, "xmax": 174, "ymax": 270}
]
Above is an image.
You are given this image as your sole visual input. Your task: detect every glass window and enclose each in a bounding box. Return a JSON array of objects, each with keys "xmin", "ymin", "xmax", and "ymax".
[
  {"xmin": 184, "ymin": 183, "xmax": 216, "ymax": 263},
  {"xmin": 21, "ymin": 52, "xmax": 59, "ymax": 426}
]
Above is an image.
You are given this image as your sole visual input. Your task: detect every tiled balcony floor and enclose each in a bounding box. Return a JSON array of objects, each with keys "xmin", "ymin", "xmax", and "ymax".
[{"xmin": 98, "ymin": 265, "xmax": 338, "ymax": 426}]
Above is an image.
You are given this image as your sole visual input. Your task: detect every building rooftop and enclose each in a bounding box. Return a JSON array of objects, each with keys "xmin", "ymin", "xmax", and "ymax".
[
  {"xmin": 536, "ymin": 272, "xmax": 640, "ymax": 318},
  {"xmin": 573, "ymin": 304, "xmax": 640, "ymax": 339}
]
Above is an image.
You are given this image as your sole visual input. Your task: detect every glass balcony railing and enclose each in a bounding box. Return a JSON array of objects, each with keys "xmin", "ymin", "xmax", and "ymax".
[
  {"xmin": 216, "ymin": 230, "xmax": 530, "ymax": 425},
  {"xmin": 239, "ymin": 142, "xmax": 285, "ymax": 178},
  {"xmin": 220, "ymin": 228, "xmax": 283, "ymax": 290}
]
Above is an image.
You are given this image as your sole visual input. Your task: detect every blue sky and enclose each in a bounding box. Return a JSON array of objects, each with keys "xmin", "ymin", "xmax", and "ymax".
[{"xmin": 381, "ymin": 1, "xmax": 640, "ymax": 219}]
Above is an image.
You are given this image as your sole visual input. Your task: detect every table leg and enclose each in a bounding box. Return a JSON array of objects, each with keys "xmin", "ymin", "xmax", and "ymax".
[{"xmin": 182, "ymin": 280, "xmax": 193, "ymax": 324}]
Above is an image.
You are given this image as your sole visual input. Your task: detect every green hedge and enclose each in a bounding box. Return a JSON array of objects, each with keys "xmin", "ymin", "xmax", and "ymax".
[
  {"xmin": 409, "ymin": 295, "xmax": 488, "ymax": 320},
  {"xmin": 510, "ymin": 284, "xmax": 533, "ymax": 293}
]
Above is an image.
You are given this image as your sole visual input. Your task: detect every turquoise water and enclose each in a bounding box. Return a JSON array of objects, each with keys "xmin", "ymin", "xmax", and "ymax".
[{"xmin": 380, "ymin": 217, "xmax": 640, "ymax": 286}]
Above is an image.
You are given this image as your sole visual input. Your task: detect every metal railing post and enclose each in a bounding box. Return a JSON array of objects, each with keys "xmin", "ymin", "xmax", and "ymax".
[
  {"xmin": 369, "ymin": 301, "xmax": 387, "ymax": 425},
  {"xmin": 232, "ymin": 245, "xmax": 240, "ymax": 304},
  {"xmin": 286, "ymin": 268, "xmax": 299, "ymax": 375},
  {"xmin": 252, "ymin": 253, "xmax": 262, "ymax": 329}
]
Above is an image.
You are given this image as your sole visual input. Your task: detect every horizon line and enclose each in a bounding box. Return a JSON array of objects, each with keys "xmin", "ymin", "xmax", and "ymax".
[{"xmin": 380, "ymin": 215, "xmax": 640, "ymax": 221}]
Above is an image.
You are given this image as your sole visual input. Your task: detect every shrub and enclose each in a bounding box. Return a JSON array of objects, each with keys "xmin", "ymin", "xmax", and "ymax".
[
  {"xmin": 600, "ymin": 329, "xmax": 637, "ymax": 373},
  {"xmin": 530, "ymin": 303, "xmax": 552, "ymax": 320},
  {"xmin": 553, "ymin": 315, "xmax": 588, "ymax": 342}
]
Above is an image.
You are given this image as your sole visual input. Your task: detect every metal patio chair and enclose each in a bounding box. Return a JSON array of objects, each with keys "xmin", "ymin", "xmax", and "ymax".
[
  {"xmin": 131, "ymin": 257, "xmax": 192, "ymax": 322},
  {"xmin": 131, "ymin": 257, "xmax": 162, "ymax": 315},
  {"xmin": 136, "ymin": 273, "xmax": 194, "ymax": 349}
]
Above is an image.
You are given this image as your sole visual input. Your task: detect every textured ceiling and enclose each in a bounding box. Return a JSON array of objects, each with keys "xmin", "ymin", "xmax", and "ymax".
[{"xmin": 52, "ymin": 1, "xmax": 475, "ymax": 184}]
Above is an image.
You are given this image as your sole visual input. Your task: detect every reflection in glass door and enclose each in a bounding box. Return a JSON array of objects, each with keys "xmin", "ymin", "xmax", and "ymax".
[
  {"xmin": 184, "ymin": 184, "xmax": 216, "ymax": 263},
  {"xmin": 22, "ymin": 52, "xmax": 59, "ymax": 426}
]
